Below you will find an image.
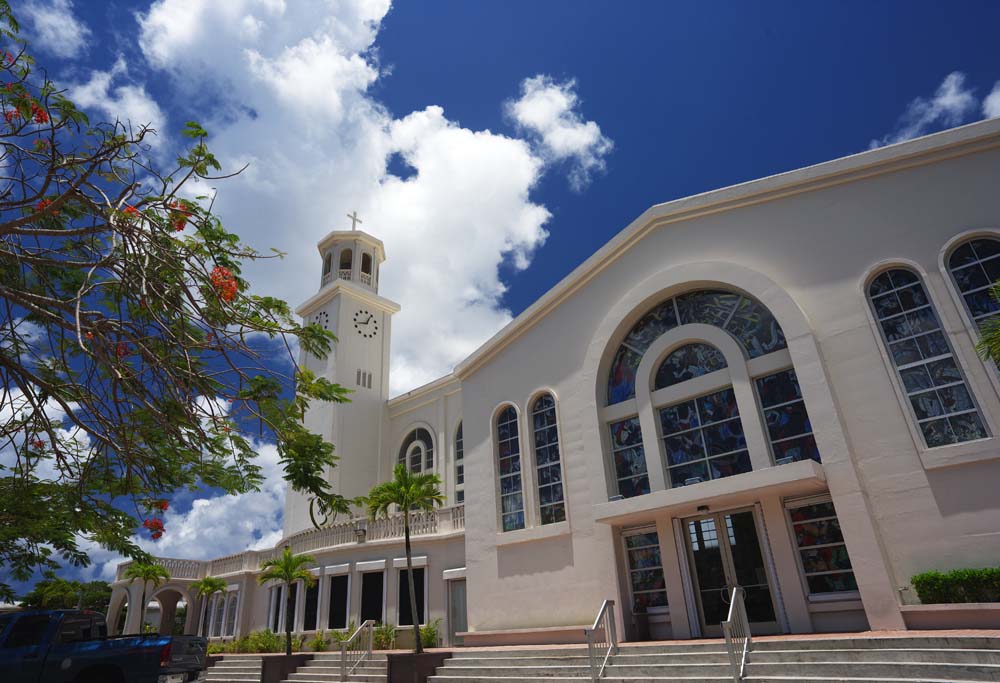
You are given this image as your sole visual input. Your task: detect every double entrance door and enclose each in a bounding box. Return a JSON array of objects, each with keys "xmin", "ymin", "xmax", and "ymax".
[{"xmin": 684, "ymin": 508, "xmax": 779, "ymax": 637}]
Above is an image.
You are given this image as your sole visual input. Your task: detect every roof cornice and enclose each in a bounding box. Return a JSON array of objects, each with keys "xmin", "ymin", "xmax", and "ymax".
[
  {"xmin": 295, "ymin": 278, "xmax": 400, "ymax": 317},
  {"xmin": 454, "ymin": 117, "xmax": 1000, "ymax": 380},
  {"xmin": 317, "ymin": 230, "xmax": 386, "ymax": 261}
]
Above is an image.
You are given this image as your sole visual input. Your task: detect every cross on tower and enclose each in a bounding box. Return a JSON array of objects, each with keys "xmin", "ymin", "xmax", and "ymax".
[{"xmin": 346, "ymin": 210, "xmax": 363, "ymax": 231}]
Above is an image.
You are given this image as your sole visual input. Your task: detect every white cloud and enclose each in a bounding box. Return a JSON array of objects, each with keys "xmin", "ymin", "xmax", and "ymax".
[
  {"xmin": 128, "ymin": 0, "xmax": 568, "ymax": 395},
  {"xmin": 870, "ymin": 71, "xmax": 978, "ymax": 149},
  {"xmin": 21, "ymin": 0, "xmax": 91, "ymax": 59},
  {"xmin": 66, "ymin": 57, "xmax": 167, "ymax": 143},
  {"xmin": 507, "ymin": 75, "xmax": 613, "ymax": 191},
  {"xmin": 984, "ymin": 81, "xmax": 1000, "ymax": 119},
  {"xmin": 76, "ymin": 438, "xmax": 287, "ymax": 582}
]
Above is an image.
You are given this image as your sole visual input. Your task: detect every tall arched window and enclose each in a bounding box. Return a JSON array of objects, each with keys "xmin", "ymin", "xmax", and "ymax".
[
  {"xmin": 656, "ymin": 344, "xmax": 749, "ymax": 486},
  {"xmin": 496, "ymin": 406, "xmax": 524, "ymax": 531},
  {"xmin": 868, "ymin": 268, "xmax": 988, "ymax": 447},
  {"xmin": 454, "ymin": 423, "xmax": 464, "ymax": 505},
  {"xmin": 947, "ymin": 237, "xmax": 1000, "ymax": 331},
  {"xmin": 531, "ymin": 394, "xmax": 565, "ymax": 524},
  {"xmin": 398, "ymin": 428, "xmax": 434, "ymax": 473},
  {"xmin": 339, "ymin": 249, "xmax": 353, "ymax": 273}
]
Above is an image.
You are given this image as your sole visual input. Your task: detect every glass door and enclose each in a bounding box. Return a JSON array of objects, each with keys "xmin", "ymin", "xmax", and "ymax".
[{"xmin": 684, "ymin": 508, "xmax": 779, "ymax": 637}]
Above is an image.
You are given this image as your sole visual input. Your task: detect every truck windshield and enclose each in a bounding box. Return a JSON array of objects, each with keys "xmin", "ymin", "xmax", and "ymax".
[{"xmin": 3, "ymin": 615, "xmax": 52, "ymax": 648}]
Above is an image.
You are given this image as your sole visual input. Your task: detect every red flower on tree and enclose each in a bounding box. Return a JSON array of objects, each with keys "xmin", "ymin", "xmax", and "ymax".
[
  {"xmin": 156, "ymin": 500, "xmax": 169, "ymax": 512},
  {"xmin": 210, "ymin": 266, "xmax": 238, "ymax": 302},
  {"xmin": 3, "ymin": 109, "xmax": 18, "ymax": 124},
  {"xmin": 30, "ymin": 103, "xmax": 48, "ymax": 125},
  {"xmin": 30, "ymin": 438, "xmax": 45, "ymax": 450},
  {"xmin": 142, "ymin": 518, "xmax": 165, "ymax": 539},
  {"xmin": 33, "ymin": 138, "xmax": 49, "ymax": 151},
  {"xmin": 116, "ymin": 341, "xmax": 129, "ymax": 358},
  {"xmin": 35, "ymin": 198, "xmax": 58, "ymax": 215},
  {"xmin": 168, "ymin": 201, "xmax": 190, "ymax": 232},
  {"xmin": 123, "ymin": 205, "xmax": 140, "ymax": 217}
]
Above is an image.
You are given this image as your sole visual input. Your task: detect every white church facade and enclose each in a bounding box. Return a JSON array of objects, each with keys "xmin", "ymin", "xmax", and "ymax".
[{"xmin": 110, "ymin": 118, "xmax": 1000, "ymax": 644}]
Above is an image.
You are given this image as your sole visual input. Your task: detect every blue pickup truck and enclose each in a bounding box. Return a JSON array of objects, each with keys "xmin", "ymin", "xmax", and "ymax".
[{"xmin": 0, "ymin": 609, "xmax": 206, "ymax": 683}]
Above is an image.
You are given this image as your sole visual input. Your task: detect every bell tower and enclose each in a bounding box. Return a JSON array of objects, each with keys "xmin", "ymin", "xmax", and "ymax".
[{"xmin": 283, "ymin": 213, "xmax": 400, "ymax": 537}]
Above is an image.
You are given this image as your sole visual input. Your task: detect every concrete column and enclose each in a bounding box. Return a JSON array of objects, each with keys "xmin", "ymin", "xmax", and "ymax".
[
  {"xmin": 656, "ymin": 515, "xmax": 692, "ymax": 639},
  {"xmin": 123, "ymin": 582, "xmax": 145, "ymax": 634},
  {"xmin": 183, "ymin": 595, "xmax": 199, "ymax": 635},
  {"xmin": 156, "ymin": 591, "xmax": 180, "ymax": 635}
]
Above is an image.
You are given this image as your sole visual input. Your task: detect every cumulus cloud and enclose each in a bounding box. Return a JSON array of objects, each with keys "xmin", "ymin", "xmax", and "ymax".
[
  {"xmin": 125, "ymin": 0, "xmax": 570, "ymax": 395},
  {"xmin": 66, "ymin": 57, "xmax": 167, "ymax": 143},
  {"xmin": 984, "ymin": 82, "xmax": 1000, "ymax": 119},
  {"xmin": 507, "ymin": 75, "xmax": 613, "ymax": 191},
  {"xmin": 21, "ymin": 0, "xmax": 91, "ymax": 59},
  {"xmin": 869, "ymin": 71, "xmax": 977, "ymax": 148}
]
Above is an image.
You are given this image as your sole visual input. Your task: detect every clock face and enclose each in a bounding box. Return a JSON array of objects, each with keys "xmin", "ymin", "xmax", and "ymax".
[
  {"xmin": 353, "ymin": 309, "xmax": 379, "ymax": 338},
  {"xmin": 312, "ymin": 311, "xmax": 330, "ymax": 330}
]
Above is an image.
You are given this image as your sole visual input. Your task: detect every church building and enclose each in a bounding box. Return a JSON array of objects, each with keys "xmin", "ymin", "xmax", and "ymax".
[{"xmin": 110, "ymin": 117, "xmax": 1000, "ymax": 645}]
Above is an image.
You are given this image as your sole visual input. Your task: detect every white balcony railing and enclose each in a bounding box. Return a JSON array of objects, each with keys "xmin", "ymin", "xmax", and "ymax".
[
  {"xmin": 338, "ymin": 268, "xmax": 352, "ymax": 281},
  {"xmin": 321, "ymin": 271, "xmax": 333, "ymax": 286},
  {"xmin": 115, "ymin": 505, "xmax": 466, "ymax": 581},
  {"xmin": 359, "ymin": 272, "xmax": 372, "ymax": 286}
]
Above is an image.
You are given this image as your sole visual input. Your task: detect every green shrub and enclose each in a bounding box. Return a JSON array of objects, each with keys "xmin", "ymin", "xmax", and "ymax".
[
  {"xmin": 419, "ymin": 618, "xmax": 441, "ymax": 648},
  {"xmin": 329, "ymin": 621, "xmax": 356, "ymax": 643},
  {"xmin": 373, "ymin": 622, "xmax": 396, "ymax": 650},
  {"xmin": 238, "ymin": 629, "xmax": 284, "ymax": 653},
  {"xmin": 307, "ymin": 630, "xmax": 329, "ymax": 652},
  {"xmin": 911, "ymin": 567, "xmax": 1000, "ymax": 603},
  {"xmin": 206, "ymin": 642, "xmax": 224, "ymax": 655}
]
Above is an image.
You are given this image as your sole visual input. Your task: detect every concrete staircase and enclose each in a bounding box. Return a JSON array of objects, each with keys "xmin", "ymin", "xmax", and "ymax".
[
  {"xmin": 282, "ymin": 652, "xmax": 388, "ymax": 683},
  {"xmin": 428, "ymin": 636, "xmax": 1000, "ymax": 682},
  {"xmin": 198, "ymin": 655, "xmax": 263, "ymax": 683}
]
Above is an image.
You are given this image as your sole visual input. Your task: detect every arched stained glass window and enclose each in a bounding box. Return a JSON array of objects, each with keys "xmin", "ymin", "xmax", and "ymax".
[
  {"xmin": 496, "ymin": 406, "xmax": 525, "ymax": 531},
  {"xmin": 531, "ymin": 394, "xmax": 565, "ymax": 524},
  {"xmin": 454, "ymin": 423, "xmax": 464, "ymax": 505},
  {"xmin": 654, "ymin": 343, "xmax": 728, "ymax": 390},
  {"xmin": 398, "ymin": 428, "xmax": 434, "ymax": 473},
  {"xmin": 607, "ymin": 290, "xmax": 786, "ymax": 405},
  {"xmin": 947, "ymin": 237, "xmax": 1000, "ymax": 330},
  {"xmin": 867, "ymin": 268, "xmax": 988, "ymax": 447}
]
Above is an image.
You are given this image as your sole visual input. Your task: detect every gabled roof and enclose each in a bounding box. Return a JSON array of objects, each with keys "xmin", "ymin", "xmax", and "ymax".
[{"xmin": 453, "ymin": 117, "xmax": 1000, "ymax": 380}]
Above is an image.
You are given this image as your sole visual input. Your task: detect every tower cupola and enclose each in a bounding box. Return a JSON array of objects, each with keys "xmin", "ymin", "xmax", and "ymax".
[{"xmin": 317, "ymin": 211, "xmax": 386, "ymax": 293}]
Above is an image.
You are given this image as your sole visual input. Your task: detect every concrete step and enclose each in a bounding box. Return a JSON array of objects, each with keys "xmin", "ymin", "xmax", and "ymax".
[
  {"xmin": 285, "ymin": 676, "xmax": 386, "ymax": 683},
  {"xmin": 745, "ymin": 662, "xmax": 1000, "ymax": 681}
]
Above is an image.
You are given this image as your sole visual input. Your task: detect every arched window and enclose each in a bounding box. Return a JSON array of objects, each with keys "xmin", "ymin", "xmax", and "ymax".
[
  {"xmin": 454, "ymin": 423, "xmax": 464, "ymax": 505},
  {"xmin": 531, "ymin": 394, "xmax": 565, "ymax": 524},
  {"xmin": 607, "ymin": 290, "xmax": 786, "ymax": 405},
  {"xmin": 322, "ymin": 254, "xmax": 332, "ymax": 275},
  {"xmin": 398, "ymin": 428, "xmax": 434, "ymax": 473},
  {"xmin": 361, "ymin": 253, "xmax": 373, "ymax": 275},
  {"xmin": 496, "ymin": 406, "xmax": 524, "ymax": 531},
  {"xmin": 339, "ymin": 249, "xmax": 353, "ymax": 272},
  {"xmin": 655, "ymin": 344, "xmax": 750, "ymax": 486},
  {"xmin": 868, "ymin": 268, "xmax": 988, "ymax": 447},
  {"xmin": 947, "ymin": 237, "xmax": 1000, "ymax": 331}
]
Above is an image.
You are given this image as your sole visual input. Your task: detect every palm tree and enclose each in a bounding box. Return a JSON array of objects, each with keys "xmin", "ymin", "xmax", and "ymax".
[
  {"xmin": 191, "ymin": 576, "xmax": 228, "ymax": 637},
  {"xmin": 123, "ymin": 562, "xmax": 170, "ymax": 633},
  {"xmin": 977, "ymin": 294, "xmax": 1000, "ymax": 363},
  {"xmin": 258, "ymin": 545, "xmax": 316, "ymax": 655},
  {"xmin": 365, "ymin": 463, "xmax": 444, "ymax": 653}
]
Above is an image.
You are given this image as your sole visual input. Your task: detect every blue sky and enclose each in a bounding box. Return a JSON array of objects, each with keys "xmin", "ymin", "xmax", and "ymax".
[{"xmin": 9, "ymin": 0, "xmax": 1000, "ymax": 588}]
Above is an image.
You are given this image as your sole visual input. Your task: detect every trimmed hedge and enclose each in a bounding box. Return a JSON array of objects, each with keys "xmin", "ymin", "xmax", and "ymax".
[{"xmin": 911, "ymin": 567, "xmax": 1000, "ymax": 604}]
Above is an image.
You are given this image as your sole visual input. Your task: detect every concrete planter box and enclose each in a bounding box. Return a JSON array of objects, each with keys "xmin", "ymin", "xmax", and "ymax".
[
  {"xmin": 901, "ymin": 602, "xmax": 1000, "ymax": 629},
  {"xmin": 386, "ymin": 651, "xmax": 451, "ymax": 683}
]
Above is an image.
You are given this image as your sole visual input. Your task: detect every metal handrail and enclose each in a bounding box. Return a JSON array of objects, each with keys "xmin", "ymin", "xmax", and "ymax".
[
  {"xmin": 721, "ymin": 586, "xmax": 752, "ymax": 682},
  {"xmin": 584, "ymin": 599, "xmax": 617, "ymax": 682},
  {"xmin": 339, "ymin": 619, "xmax": 375, "ymax": 681}
]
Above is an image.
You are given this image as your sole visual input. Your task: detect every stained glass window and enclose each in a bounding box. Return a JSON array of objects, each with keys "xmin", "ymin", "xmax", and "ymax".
[
  {"xmin": 624, "ymin": 530, "xmax": 668, "ymax": 612},
  {"xmin": 659, "ymin": 387, "xmax": 751, "ymax": 487},
  {"xmin": 496, "ymin": 406, "xmax": 525, "ymax": 531},
  {"xmin": 947, "ymin": 237, "xmax": 1000, "ymax": 330},
  {"xmin": 788, "ymin": 500, "xmax": 858, "ymax": 594},
  {"xmin": 607, "ymin": 290, "xmax": 787, "ymax": 405},
  {"xmin": 532, "ymin": 394, "xmax": 565, "ymax": 524},
  {"xmin": 867, "ymin": 269, "xmax": 988, "ymax": 447},
  {"xmin": 454, "ymin": 423, "xmax": 464, "ymax": 505},
  {"xmin": 654, "ymin": 343, "xmax": 728, "ymax": 390},
  {"xmin": 609, "ymin": 417, "xmax": 649, "ymax": 498},
  {"xmin": 225, "ymin": 592, "xmax": 239, "ymax": 636},
  {"xmin": 755, "ymin": 369, "xmax": 821, "ymax": 464},
  {"xmin": 398, "ymin": 428, "xmax": 434, "ymax": 473}
]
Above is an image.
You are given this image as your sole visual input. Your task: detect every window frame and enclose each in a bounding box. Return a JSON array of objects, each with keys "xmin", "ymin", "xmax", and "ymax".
[
  {"xmin": 529, "ymin": 392, "xmax": 567, "ymax": 525},
  {"xmin": 397, "ymin": 427, "xmax": 435, "ymax": 475},
  {"xmin": 494, "ymin": 404, "xmax": 526, "ymax": 532},
  {"xmin": 620, "ymin": 526, "xmax": 669, "ymax": 615},
  {"xmin": 396, "ymin": 567, "xmax": 428, "ymax": 627},
  {"xmin": 454, "ymin": 422, "xmax": 464, "ymax": 505},
  {"xmin": 865, "ymin": 265, "xmax": 990, "ymax": 450},
  {"xmin": 783, "ymin": 494, "xmax": 861, "ymax": 601}
]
